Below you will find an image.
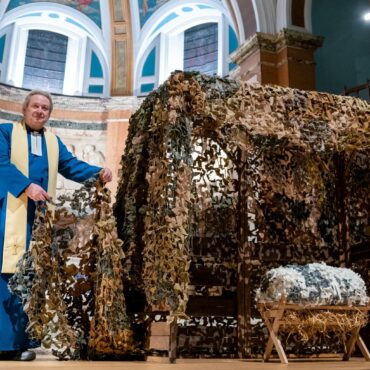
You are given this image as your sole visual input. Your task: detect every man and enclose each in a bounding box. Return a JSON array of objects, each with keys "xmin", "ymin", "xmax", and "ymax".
[{"xmin": 0, "ymin": 90, "xmax": 112, "ymax": 361}]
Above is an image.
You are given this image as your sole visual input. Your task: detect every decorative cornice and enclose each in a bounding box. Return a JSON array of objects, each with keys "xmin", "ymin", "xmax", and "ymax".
[
  {"xmin": 230, "ymin": 33, "xmax": 271, "ymax": 65},
  {"xmin": 231, "ymin": 28, "xmax": 324, "ymax": 65},
  {"xmin": 0, "ymin": 111, "xmax": 108, "ymax": 131},
  {"xmin": 0, "ymin": 82, "xmax": 143, "ymax": 130},
  {"xmin": 0, "ymin": 82, "xmax": 143, "ymax": 111},
  {"xmin": 276, "ymin": 28, "xmax": 324, "ymax": 50},
  {"xmin": 48, "ymin": 120, "xmax": 107, "ymax": 131}
]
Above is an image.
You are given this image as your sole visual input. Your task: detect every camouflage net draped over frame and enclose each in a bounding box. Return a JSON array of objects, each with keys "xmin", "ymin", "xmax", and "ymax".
[
  {"xmin": 114, "ymin": 71, "xmax": 369, "ymax": 356},
  {"xmin": 9, "ymin": 180, "xmax": 135, "ymax": 360}
]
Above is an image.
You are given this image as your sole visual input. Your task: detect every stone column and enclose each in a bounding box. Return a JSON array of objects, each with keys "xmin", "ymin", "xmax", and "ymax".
[{"xmin": 231, "ymin": 29, "xmax": 324, "ymax": 91}]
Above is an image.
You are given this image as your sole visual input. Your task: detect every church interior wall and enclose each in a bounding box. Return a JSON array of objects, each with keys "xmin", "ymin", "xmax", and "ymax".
[
  {"xmin": 0, "ymin": 0, "xmax": 368, "ymax": 200},
  {"xmin": 312, "ymin": 0, "xmax": 370, "ymax": 95},
  {"xmin": 0, "ymin": 82, "xmax": 142, "ymax": 198}
]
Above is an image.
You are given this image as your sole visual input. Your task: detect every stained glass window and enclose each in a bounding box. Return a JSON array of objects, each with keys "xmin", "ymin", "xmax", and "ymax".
[
  {"xmin": 184, "ymin": 23, "xmax": 218, "ymax": 75},
  {"xmin": 23, "ymin": 30, "xmax": 68, "ymax": 94}
]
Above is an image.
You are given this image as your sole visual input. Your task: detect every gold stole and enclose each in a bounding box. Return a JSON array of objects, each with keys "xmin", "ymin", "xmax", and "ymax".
[{"xmin": 1, "ymin": 121, "xmax": 59, "ymax": 274}]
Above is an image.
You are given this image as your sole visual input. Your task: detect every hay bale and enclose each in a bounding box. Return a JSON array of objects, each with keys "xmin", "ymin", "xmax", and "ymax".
[{"xmin": 283, "ymin": 309, "xmax": 368, "ymax": 342}]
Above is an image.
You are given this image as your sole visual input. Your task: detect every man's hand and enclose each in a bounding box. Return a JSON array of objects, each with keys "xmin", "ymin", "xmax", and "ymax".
[
  {"xmin": 99, "ymin": 167, "xmax": 112, "ymax": 183},
  {"xmin": 25, "ymin": 183, "xmax": 50, "ymax": 201}
]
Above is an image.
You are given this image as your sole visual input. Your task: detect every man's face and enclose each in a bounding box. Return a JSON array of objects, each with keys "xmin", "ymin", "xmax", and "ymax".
[{"xmin": 23, "ymin": 94, "xmax": 51, "ymax": 131}]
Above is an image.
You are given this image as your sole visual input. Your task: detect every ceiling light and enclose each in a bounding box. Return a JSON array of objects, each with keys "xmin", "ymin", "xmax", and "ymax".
[{"xmin": 365, "ymin": 0, "xmax": 370, "ymax": 21}]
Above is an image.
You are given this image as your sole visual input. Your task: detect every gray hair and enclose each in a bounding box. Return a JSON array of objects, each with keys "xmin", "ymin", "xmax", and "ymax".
[{"xmin": 22, "ymin": 90, "xmax": 53, "ymax": 113}]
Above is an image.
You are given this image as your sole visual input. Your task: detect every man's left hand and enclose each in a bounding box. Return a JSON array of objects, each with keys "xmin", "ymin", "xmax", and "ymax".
[{"xmin": 99, "ymin": 168, "xmax": 112, "ymax": 183}]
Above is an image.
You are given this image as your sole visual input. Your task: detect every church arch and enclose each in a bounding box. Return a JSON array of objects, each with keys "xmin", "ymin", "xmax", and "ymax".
[
  {"xmin": 0, "ymin": 2, "xmax": 110, "ymax": 96},
  {"xmin": 276, "ymin": 0, "xmax": 312, "ymax": 32},
  {"xmin": 133, "ymin": 0, "xmax": 239, "ymax": 95}
]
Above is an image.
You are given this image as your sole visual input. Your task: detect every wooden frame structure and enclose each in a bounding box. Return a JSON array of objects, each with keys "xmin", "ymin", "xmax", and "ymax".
[{"xmin": 257, "ymin": 299, "xmax": 370, "ymax": 364}]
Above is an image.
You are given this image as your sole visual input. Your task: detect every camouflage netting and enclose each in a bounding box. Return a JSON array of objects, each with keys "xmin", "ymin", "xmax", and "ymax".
[
  {"xmin": 256, "ymin": 263, "xmax": 369, "ymax": 305},
  {"xmin": 114, "ymin": 71, "xmax": 369, "ymax": 357},
  {"xmin": 9, "ymin": 180, "xmax": 136, "ymax": 360}
]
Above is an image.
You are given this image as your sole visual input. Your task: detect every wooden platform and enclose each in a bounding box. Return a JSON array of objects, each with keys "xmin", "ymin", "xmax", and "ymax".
[{"xmin": 1, "ymin": 356, "xmax": 370, "ymax": 370}]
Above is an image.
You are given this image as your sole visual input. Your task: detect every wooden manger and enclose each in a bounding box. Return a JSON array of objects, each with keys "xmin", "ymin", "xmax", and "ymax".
[{"xmin": 257, "ymin": 298, "xmax": 370, "ymax": 364}]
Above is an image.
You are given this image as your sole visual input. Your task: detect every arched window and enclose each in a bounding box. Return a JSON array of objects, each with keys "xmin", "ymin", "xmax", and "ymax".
[
  {"xmin": 0, "ymin": 2, "xmax": 110, "ymax": 96},
  {"xmin": 276, "ymin": 0, "xmax": 312, "ymax": 33},
  {"xmin": 133, "ymin": 0, "xmax": 239, "ymax": 96},
  {"xmin": 184, "ymin": 22, "xmax": 218, "ymax": 75},
  {"xmin": 23, "ymin": 30, "xmax": 68, "ymax": 94}
]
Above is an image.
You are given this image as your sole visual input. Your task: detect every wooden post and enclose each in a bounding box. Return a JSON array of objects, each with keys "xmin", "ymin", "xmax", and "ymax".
[
  {"xmin": 237, "ymin": 153, "xmax": 251, "ymax": 358},
  {"xmin": 169, "ymin": 318, "xmax": 178, "ymax": 363}
]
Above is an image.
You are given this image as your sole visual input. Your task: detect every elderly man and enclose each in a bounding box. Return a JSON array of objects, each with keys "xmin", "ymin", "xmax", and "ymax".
[{"xmin": 0, "ymin": 90, "xmax": 112, "ymax": 361}]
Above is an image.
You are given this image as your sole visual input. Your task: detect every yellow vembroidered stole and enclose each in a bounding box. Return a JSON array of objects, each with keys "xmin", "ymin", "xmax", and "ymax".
[{"xmin": 1, "ymin": 121, "xmax": 58, "ymax": 273}]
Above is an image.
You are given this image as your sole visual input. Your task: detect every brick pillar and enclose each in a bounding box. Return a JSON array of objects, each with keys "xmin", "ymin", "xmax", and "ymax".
[
  {"xmin": 231, "ymin": 29, "xmax": 324, "ymax": 90},
  {"xmin": 105, "ymin": 118, "xmax": 130, "ymax": 200}
]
